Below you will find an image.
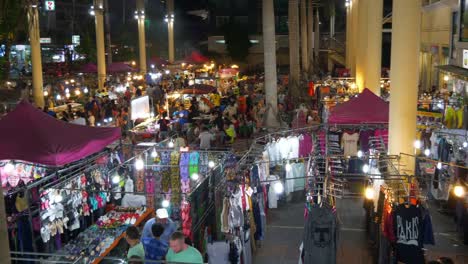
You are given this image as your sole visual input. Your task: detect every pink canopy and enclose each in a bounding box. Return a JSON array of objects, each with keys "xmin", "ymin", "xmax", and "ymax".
[
  {"xmin": 328, "ymin": 88, "xmax": 389, "ymax": 124},
  {"xmin": 185, "ymin": 51, "xmax": 209, "ymax": 64},
  {"xmin": 107, "ymin": 62, "xmax": 137, "ymax": 73},
  {"xmin": 0, "ymin": 101, "xmax": 121, "ymax": 166},
  {"xmin": 79, "ymin": 63, "xmax": 97, "ymax": 73}
]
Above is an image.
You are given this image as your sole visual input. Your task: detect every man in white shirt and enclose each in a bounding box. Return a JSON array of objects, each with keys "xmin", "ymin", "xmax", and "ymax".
[{"xmin": 198, "ymin": 127, "xmax": 214, "ymax": 149}]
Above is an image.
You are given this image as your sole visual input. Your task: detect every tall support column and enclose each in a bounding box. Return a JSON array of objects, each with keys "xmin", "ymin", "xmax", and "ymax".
[
  {"xmin": 136, "ymin": 0, "xmax": 147, "ymax": 74},
  {"xmin": 365, "ymin": 0, "xmax": 383, "ymax": 95},
  {"xmin": 389, "ymin": 0, "xmax": 421, "ymax": 173},
  {"xmin": 300, "ymin": 0, "xmax": 308, "ymax": 73},
  {"xmin": 307, "ymin": 0, "xmax": 314, "ymax": 75},
  {"xmin": 350, "ymin": 0, "xmax": 358, "ymax": 76},
  {"xmin": 289, "ymin": 0, "xmax": 301, "ymax": 98},
  {"xmin": 27, "ymin": 4, "xmax": 44, "ymax": 108},
  {"xmin": 345, "ymin": 1, "xmax": 353, "ymax": 71},
  {"xmin": 314, "ymin": 9, "xmax": 320, "ymax": 59},
  {"xmin": 355, "ymin": 0, "xmax": 368, "ymax": 91},
  {"xmin": 94, "ymin": 0, "xmax": 106, "ymax": 90},
  {"xmin": 263, "ymin": 0, "xmax": 280, "ymax": 127},
  {"xmin": 167, "ymin": 0, "xmax": 175, "ymax": 63}
]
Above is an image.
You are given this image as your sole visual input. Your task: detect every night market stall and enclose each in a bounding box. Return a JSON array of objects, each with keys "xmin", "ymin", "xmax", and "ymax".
[{"xmin": 0, "ymin": 101, "xmax": 126, "ymax": 262}]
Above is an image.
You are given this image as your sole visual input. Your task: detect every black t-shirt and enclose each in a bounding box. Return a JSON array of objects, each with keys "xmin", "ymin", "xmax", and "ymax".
[
  {"xmin": 393, "ymin": 204, "xmax": 425, "ymax": 264},
  {"xmin": 158, "ymin": 119, "xmax": 169, "ymax": 131}
]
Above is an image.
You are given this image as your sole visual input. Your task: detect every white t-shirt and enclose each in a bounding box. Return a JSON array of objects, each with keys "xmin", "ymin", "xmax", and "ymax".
[
  {"xmin": 121, "ymin": 194, "xmax": 146, "ymax": 207},
  {"xmin": 199, "ymin": 131, "xmax": 214, "ymax": 149},
  {"xmin": 341, "ymin": 133, "xmax": 359, "ymax": 157},
  {"xmin": 70, "ymin": 117, "xmax": 86, "ymax": 126},
  {"xmin": 288, "ymin": 136, "xmax": 300, "ymax": 159},
  {"xmin": 267, "ymin": 175, "xmax": 279, "ymax": 209},
  {"xmin": 277, "ymin": 137, "xmax": 290, "ymax": 160}
]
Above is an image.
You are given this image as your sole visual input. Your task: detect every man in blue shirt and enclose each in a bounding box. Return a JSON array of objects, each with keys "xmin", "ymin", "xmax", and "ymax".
[
  {"xmin": 142, "ymin": 208, "xmax": 176, "ymax": 243},
  {"xmin": 142, "ymin": 223, "xmax": 168, "ymax": 262}
]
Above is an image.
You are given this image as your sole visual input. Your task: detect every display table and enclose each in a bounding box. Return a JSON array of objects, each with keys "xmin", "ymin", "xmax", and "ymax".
[
  {"xmin": 92, "ymin": 208, "xmax": 153, "ymax": 264},
  {"xmin": 47, "ymin": 207, "xmax": 153, "ymax": 264}
]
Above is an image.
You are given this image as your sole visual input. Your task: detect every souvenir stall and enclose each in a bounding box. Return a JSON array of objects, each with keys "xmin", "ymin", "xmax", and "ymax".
[
  {"xmin": 0, "ymin": 101, "xmax": 122, "ymax": 261},
  {"xmin": 84, "ymin": 145, "xmax": 236, "ymax": 263}
]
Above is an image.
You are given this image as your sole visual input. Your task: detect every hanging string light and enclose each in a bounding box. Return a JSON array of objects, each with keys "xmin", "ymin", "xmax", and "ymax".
[
  {"xmin": 424, "ymin": 149, "xmax": 431, "ymax": 157},
  {"xmin": 362, "ymin": 164, "xmax": 370, "ymax": 173},
  {"xmin": 413, "ymin": 140, "xmax": 422, "ymax": 149},
  {"xmin": 274, "ymin": 182, "xmax": 284, "ymax": 194},
  {"xmin": 285, "ymin": 162, "xmax": 292, "ymax": 172},
  {"xmin": 208, "ymin": 161, "xmax": 216, "ymax": 168},
  {"xmin": 4, "ymin": 161, "xmax": 14, "ymax": 173},
  {"xmin": 112, "ymin": 174, "xmax": 121, "ymax": 184},
  {"xmin": 357, "ymin": 150, "xmax": 363, "ymax": 158},
  {"xmin": 437, "ymin": 162, "xmax": 442, "ymax": 170},
  {"xmin": 135, "ymin": 157, "xmax": 144, "ymax": 170},
  {"xmin": 190, "ymin": 173, "xmax": 199, "ymax": 181},
  {"xmin": 454, "ymin": 184, "xmax": 466, "ymax": 198},
  {"xmin": 151, "ymin": 148, "xmax": 158, "ymax": 158},
  {"xmin": 168, "ymin": 140, "xmax": 174, "ymax": 148},
  {"xmin": 162, "ymin": 199, "xmax": 170, "ymax": 208},
  {"xmin": 364, "ymin": 187, "xmax": 375, "ymax": 200}
]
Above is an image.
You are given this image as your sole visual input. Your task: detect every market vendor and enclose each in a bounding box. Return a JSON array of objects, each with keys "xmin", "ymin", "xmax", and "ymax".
[{"xmin": 142, "ymin": 208, "xmax": 176, "ymax": 243}]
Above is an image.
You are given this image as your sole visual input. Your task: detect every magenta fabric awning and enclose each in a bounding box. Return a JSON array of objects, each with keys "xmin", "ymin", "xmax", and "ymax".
[
  {"xmin": 328, "ymin": 88, "xmax": 389, "ymax": 124},
  {"xmin": 0, "ymin": 101, "xmax": 121, "ymax": 166}
]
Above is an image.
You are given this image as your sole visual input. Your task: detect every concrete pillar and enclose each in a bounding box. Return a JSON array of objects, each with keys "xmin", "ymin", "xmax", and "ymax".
[
  {"xmin": 94, "ymin": 0, "xmax": 106, "ymax": 90},
  {"xmin": 137, "ymin": 0, "xmax": 147, "ymax": 74},
  {"xmin": 345, "ymin": 0, "xmax": 353, "ymax": 71},
  {"xmin": 389, "ymin": 0, "xmax": 421, "ymax": 173},
  {"xmin": 263, "ymin": 0, "xmax": 280, "ymax": 127},
  {"xmin": 27, "ymin": 5, "xmax": 44, "ymax": 108},
  {"xmin": 167, "ymin": 0, "xmax": 175, "ymax": 63},
  {"xmin": 307, "ymin": 0, "xmax": 314, "ymax": 74},
  {"xmin": 355, "ymin": 0, "xmax": 367, "ymax": 91},
  {"xmin": 314, "ymin": 9, "xmax": 320, "ymax": 59},
  {"xmin": 350, "ymin": 0, "xmax": 358, "ymax": 76},
  {"xmin": 300, "ymin": 0, "xmax": 308, "ymax": 73},
  {"xmin": 289, "ymin": 0, "xmax": 301, "ymax": 98},
  {"xmin": 364, "ymin": 0, "xmax": 383, "ymax": 95}
]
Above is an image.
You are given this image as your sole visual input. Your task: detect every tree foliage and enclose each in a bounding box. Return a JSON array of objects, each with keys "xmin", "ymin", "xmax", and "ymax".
[{"xmin": 222, "ymin": 19, "xmax": 252, "ymax": 62}]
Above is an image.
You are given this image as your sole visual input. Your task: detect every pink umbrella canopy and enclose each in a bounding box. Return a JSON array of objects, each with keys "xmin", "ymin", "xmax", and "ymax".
[
  {"xmin": 328, "ymin": 88, "xmax": 389, "ymax": 124},
  {"xmin": 0, "ymin": 101, "xmax": 121, "ymax": 166},
  {"xmin": 107, "ymin": 62, "xmax": 137, "ymax": 73},
  {"xmin": 79, "ymin": 63, "xmax": 97, "ymax": 73},
  {"xmin": 184, "ymin": 51, "xmax": 210, "ymax": 64}
]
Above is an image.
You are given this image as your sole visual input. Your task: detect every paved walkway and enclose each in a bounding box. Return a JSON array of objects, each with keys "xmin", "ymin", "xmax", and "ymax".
[{"xmin": 253, "ymin": 190, "xmax": 468, "ymax": 264}]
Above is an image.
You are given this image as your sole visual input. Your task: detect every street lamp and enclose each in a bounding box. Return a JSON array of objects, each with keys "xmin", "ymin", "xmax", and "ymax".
[
  {"xmin": 164, "ymin": 13, "xmax": 175, "ymax": 24},
  {"xmin": 134, "ymin": 10, "xmax": 145, "ymax": 20}
]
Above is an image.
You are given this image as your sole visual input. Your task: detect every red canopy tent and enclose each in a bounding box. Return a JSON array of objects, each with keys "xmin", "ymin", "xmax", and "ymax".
[
  {"xmin": 184, "ymin": 51, "xmax": 209, "ymax": 64},
  {"xmin": 0, "ymin": 101, "xmax": 121, "ymax": 166},
  {"xmin": 328, "ymin": 88, "xmax": 389, "ymax": 124},
  {"xmin": 107, "ymin": 62, "xmax": 137, "ymax": 73},
  {"xmin": 79, "ymin": 63, "xmax": 97, "ymax": 73}
]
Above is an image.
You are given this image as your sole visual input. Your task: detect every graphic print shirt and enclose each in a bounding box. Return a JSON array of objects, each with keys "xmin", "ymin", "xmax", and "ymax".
[{"xmin": 393, "ymin": 204, "xmax": 425, "ymax": 264}]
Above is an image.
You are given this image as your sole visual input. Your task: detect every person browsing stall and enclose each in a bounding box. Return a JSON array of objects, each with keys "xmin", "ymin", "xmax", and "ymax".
[
  {"xmin": 166, "ymin": 231, "xmax": 203, "ymax": 264},
  {"xmin": 142, "ymin": 223, "xmax": 168, "ymax": 262},
  {"xmin": 142, "ymin": 208, "xmax": 176, "ymax": 243},
  {"xmin": 125, "ymin": 226, "xmax": 145, "ymax": 260}
]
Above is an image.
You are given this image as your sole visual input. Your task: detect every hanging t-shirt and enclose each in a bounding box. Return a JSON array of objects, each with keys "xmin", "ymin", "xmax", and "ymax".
[
  {"xmin": 393, "ymin": 205, "xmax": 425, "ymax": 264},
  {"xmin": 429, "ymin": 133, "xmax": 439, "ymax": 160},
  {"xmin": 341, "ymin": 133, "xmax": 359, "ymax": 157},
  {"xmin": 288, "ymin": 136, "xmax": 300, "ymax": 159}
]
